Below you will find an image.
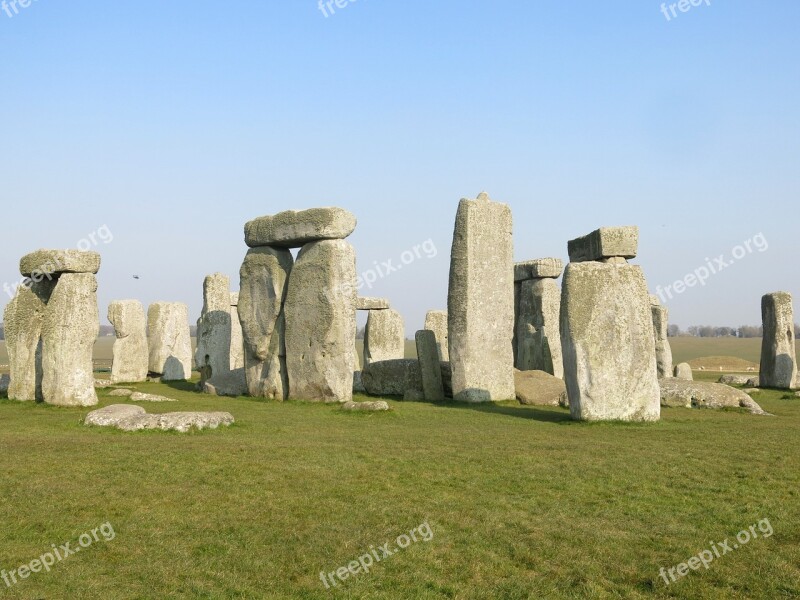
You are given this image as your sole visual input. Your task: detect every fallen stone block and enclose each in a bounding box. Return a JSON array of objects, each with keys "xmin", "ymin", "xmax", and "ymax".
[
  {"xmin": 515, "ymin": 370, "xmax": 568, "ymax": 407},
  {"xmin": 659, "ymin": 379, "xmax": 771, "ymax": 415},
  {"xmin": 342, "ymin": 400, "xmax": 390, "ymax": 412}
]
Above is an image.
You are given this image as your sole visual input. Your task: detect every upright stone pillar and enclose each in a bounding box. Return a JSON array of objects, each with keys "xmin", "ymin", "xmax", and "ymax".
[
  {"xmin": 195, "ymin": 273, "xmax": 232, "ymax": 383},
  {"xmin": 760, "ymin": 292, "xmax": 797, "ymax": 389},
  {"xmin": 229, "ymin": 292, "xmax": 245, "ymax": 370},
  {"xmin": 364, "ymin": 308, "xmax": 405, "ymax": 367},
  {"xmin": 514, "ymin": 258, "xmax": 563, "ymax": 377},
  {"xmin": 108, "ymin": 300, "xmax": 148, "ymax": 384},
  {"xmin": 650, "ymin": 297, "xmax": 674, "ymax": 379},
  {"xmin": 424, "ymin": 310, "xmax": 448, "ymax": 362},
  {"xmin": 147, "ymin": 302, "xmax": 192, "ymax": 381},
  {"xmin": 560, "ymin": 227, "xmax": 660, "ymax": 422},
  {"xmin": 415, "ymin": 330, "xmax": 444, "ymax": 401},
  {"xmin": 447, "ymin": 192, "xmax": 515, "ymax": 402}
]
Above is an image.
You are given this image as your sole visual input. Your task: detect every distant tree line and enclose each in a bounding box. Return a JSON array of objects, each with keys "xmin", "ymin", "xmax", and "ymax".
[{"xmin": 668, "ymin": 324, "xmax": 800, "ymax": 338}]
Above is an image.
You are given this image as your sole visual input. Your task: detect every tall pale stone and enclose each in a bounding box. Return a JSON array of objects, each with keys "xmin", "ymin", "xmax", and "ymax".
[
  {"xmin": 364, "ymin": 308, "xmax": 405, "ymax": 367},
  {"xmin": 674, "ymin": 363, "xmax": 693, "ymax": 381},
  {"xmin": 415, "ymin": 330, "xmax": 444, "ymax": 401},
  {"xmin": 148, "ymin": 302, "xmax": 192, "ymax": 381},
  {"xmin": 560, "ymin": 262, "xmax": 660, "ymax": 421},
  {"xmin": 516, "ymin": 278, "xmax": 563, "ymax": 378},
  {"xmin": 760, "ymin": 292, "xmax": 797, "ymax": 389},
  {"xmin": 229, "ymin": 292, "xmax": 245, "ymax": 370},
  {"xmin": 3, "ymin": 282, "xmax": 54, "ymax": 401},
  {"xmin": 238, "ymin": 247, "xmax": 293, "ymax": 399},
  {"xmin": 424, "ymin": 310, "xmax": 448, "ymax": 362},
  {"xmin": 41, "ymin": 273, "xmax": 99, "ymax": 406},
  {"xmin": 108, "ymin": 300, "xmax": 148, "ymax": 384},
  {"xmin": 195, "ymin": 273, "xmax": 232, "ymax": 383},
  {"xmin": 651, "ymin": 302, "xmax": 674, "ymax": 379},
  {"xmin": 285, "ymin": 239, "xmax": 356, "ymax": 402},
  {"xmin": 447, "ymin": 192, "xmax": 515, "ymax": 402}
]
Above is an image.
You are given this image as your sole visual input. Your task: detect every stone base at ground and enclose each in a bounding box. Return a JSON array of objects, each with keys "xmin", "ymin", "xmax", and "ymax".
[
  {"xmin": 203, "ymin": 368, "xmax": 248, "ymax": 397},
  {"xmin": 515, "ymin": 370, "xmax": 568, "ymax": 407},
  {"xmin": 85, "ymin": 404, "xmax": 235, "ymax": 432}
]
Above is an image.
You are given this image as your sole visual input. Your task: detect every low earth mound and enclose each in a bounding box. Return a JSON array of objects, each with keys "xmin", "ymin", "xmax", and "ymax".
[{"xmin": 687, "ymin": 356, "xmax": 759, "ymax": 372}]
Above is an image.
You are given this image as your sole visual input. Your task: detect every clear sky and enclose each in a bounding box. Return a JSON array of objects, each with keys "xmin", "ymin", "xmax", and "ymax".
[{"xmin": 1, "ymin": 0, "xmax": 798, "ymax": 335}]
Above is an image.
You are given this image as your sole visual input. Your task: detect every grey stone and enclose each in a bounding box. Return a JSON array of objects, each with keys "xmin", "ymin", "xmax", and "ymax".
[
  {"xmin": 94, "ymin": 379, "xmax": 112, "ymax": 388},
  {"xmin": 129, "ymin": 392, "xmax": 178, "ymax": 403},
  {"xmin": 561, "ymin": 261, "xmax": 660, "ymax": 422},
  {"xmin": 746, "ymin": 377, "xmax": 760, "ymax": 387},
  {"xmin": 674, "ymin": 363, "xmax": 693, "ymax": 381},
  {"xmin": 195, "ymin": 273, "xmax": 232, "ymax": 385},
  {"xmin": 229, "ymin": 292, "xmax": 245, "ymax": 370},
  {"xmin": 203, "ymin": 368, "xmax": 248, "ymax": 397},
  {"xmin": 245, "ymin": 207, "xmax": 357, "ymax": 248},
  {"xmin": 356, "ymin": 297, "xmax": 390, "ymax": 310},
  {"xmin": 516, "ymin": 278, "xmax": 562, "ymax": 378},
  {"xmin": 403, "ymin": 389, "xmax": 425, "ymax": 401},
  {"xmin": 238, "ymin": 247, "xmax": 293, "ymax": 400},
  {"xmin": 361, "ymin": 359, "xmax": 423, "ymax": 397},
  {"xmin": 659, "ymin": 379, "xmax": 771, "ymax": 415},
  {"xmin": 85, "ymin": 404, "xmax": 235, "ymax": 432},
  {"xmin": 20, "ymin": 249, "xmax": 101, "ymax": 277},
  {"xmin": 363, "ymin": 308, "xmax": 405, "ymax": 368},
  {"xmin": 285, "ymin": 239, "xmax": 357, "ymax": 402},
  {"xmin": 760, "ymin": 292, "xmax": 797, "ymax": 389},
  {"xmin": 567, "ymin": 227, "xmax": 639, "ymax": 263},
  {"xmin": 718, "ymin": 374, "xmax": 751, "ymax": 386},
  {"xmin": 353, "ymin": 371, "xmax": 366, "ymax": 394},
  {"xmin": 84, "ymin": 404, "xmax": 146, "ymax": 427},
  {"xmin": 41, "ymin": 273, "xmax": 99, "ymax": 407},
  {"xmin": 448, "ymin": 192, "xmax": 515, "ymax": 402},
  {"xmin": 515, "ymin": 369, "xmax": 568, "ymax": 407},
  {"xmin": 415, "ymin": 330, "xmax": 445, "ymax": 401},
  {"xmin": 424, "ymin": 310, "xmax": 448, "ymax": 362},
  {"xmin": 651, "ymin": 303, "xmax": 674, "ymax": 379},
  {"xmin": 147, "ymin": 302, "xmax": 192, "ymax": 381},
  {"xmin": 108, "ymin": 300, "xmax": 148, "ymax": 384},
  {"xmin": 108, "ymin": 388, "xmax": 134, "ymax": 397},
  {"xmin": 342, "ymin": 400, "xmax": 390, "ymax": 412},
  {"xmin": 0, "ymin": 374, "xmax": 9, "ymax": 395},
  {"xmin": 514, "ymin": 258, "xmax": 564, "ymax": 282}
]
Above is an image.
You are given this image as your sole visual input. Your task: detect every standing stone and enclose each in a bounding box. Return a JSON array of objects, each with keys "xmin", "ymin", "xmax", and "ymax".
[
  {"xmin": 147, "ymin": 302, "xmax": 192, "ymax": 381},
  {"xmin": 415, "ymin": 330, "xmax": 445, "ymax": 401},
  {"xmin": 3, "ymin": 282, "xmax": 54, "ymax": 401},
  {"xmin": 107, "ymin": 300, "xmax": 148, "ymax": 384},
  {"xmin": 760, "ymin": 292, "xmax": 797, "ymax": 389},
  {"xmin": 229, "ymin": 292, "xmax": 245, "ymax": 370},
  {"xmin": 424, "ymin": 310, "xmax": 449, "ymax": 362},
  {"xmin": 238, "ymin": 247, "xmax": 293, "ymax": 400},
  {"xmin": 285, "ymin": 239, "xmax": 356, "ymax": 402},
  {"xmin": 364, "ymin": 308, "xmax": 405, "ymax": 367},
  {"xmin": 560, "ymin": 260, "xmax": 660, "ymax": 422},
  {"xmin": 195, "ymin": 273, "xmax": 232, "ymax": 383},
  {"xmin": 515, "ymin": 263, "xmax": 563, "ymax": 378},
  {"xmin": 448, "ymin": 192, "xmax": 515, "ymax": 402},
  {"xmin": 650, "ymin": 300, "xmax": 674, "ymax": 379},
  {"xmin": 41, "ymin": 273, "xmax": 99, "ymax": 406},
  {"xmin": 674, "ymin": 363, "xmax": 693, "ymax": 381}
]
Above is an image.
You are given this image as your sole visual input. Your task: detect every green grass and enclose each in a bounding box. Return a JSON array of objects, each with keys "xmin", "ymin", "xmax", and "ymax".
[{"xmin": 0, "ymin": 378, "xmax": 798, "ymax": 599}]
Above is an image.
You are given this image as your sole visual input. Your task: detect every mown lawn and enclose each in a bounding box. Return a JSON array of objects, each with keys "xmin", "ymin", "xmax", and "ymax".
[{"xmin": 0, "ymin": 378, "xmax": 798, "ymax": 599}]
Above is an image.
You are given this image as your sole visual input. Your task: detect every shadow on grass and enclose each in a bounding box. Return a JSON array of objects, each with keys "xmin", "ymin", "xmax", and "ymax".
[
  {"xmin": 436, "ymin": 400, "xmax": 573, "ymax": 424},
  {"xmin": 161, "ymin": 379, "xmax": 200, "ymax": 393}
]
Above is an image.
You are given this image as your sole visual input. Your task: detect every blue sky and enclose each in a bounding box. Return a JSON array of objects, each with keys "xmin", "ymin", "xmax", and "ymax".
[{"xmin": 1, "ymin": 0, "xmax": 798, "ymax": 334}]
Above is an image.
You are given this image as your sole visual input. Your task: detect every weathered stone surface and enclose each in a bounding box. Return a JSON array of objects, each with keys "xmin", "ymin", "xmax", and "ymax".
[
  {"xmin": 3, "ymin": 281, "xmax": 54, "ymax": 401},
  {"xmin": 0, "ymin": 375, "xmax": 9, "ymax": 395},
  {"xmin": 719, "ymin": 374, "xmax": 751, "ymax": 386},
  {"xmin": 516, "ymin": 278, "xmax": 562, "ymax": 377},
  {"xmin": 674, "ymin": 363, "xmax": 693, "ymax": 381},
  {"xmin": 361, "ymin": 359, "xmax": 423, "ymax": 397},
  {"xmin": 342, "ymin": 400, "xmax": 390, "ymax": 412},
  {"xmin": 746, "ymin": 377, "xmax": 760, "ymax": 387},
  {"xmin": 760, "ymin": 292, "xmax": 797, "ymax": 389},
  {"xmin": 567, "ymin": 227, "xmax": 639, "ymax": 263},
  {"xmin": 448, "ymin": 192, "xmax": 515, "ymax": 402},
  {"xmin": 85, "ymin": 404, "xmax": 235, "ymax": 432},
  {"xmin": 651, "ymin": 303, "xmax": 674, "ymax": 379},
  {"xmin": 203, "ymin": 368, "xmax": 248, "ymax": 397},
  {"xmin": 147, "ymin": 302, "xmax": 192, "ymax": 381},
  {"xmin": 195, "ymin": 273, "xmax": 232, "ymax": 385},
  {"xmin": 364, "ymin": 309, "xmax": 405, "ymax": 368},
  {"xmin": 41, "ymin": 273, "xmax": 99, "ymax": 407},
  {"xmin": 108, "ymin": 300, "xmax": 148, "ymax": 384},
  {"xmin": 356, "ymin": 297, "xmax": 390, "ymax": 310},
  {"xmin": 514, "ymin": 258, "xmax": 564, "ymax": 282},
  {"xmin": 424, "ymin": 310, "xmax": 449, "ymax": 362},
  {"xmin": 129, "ymin": 392, "xmax": 178, "ymax": 403},
  {"xmin": 94, "ymin": 379, "xmax": 112, "ymax": 388},
  {"xmin": 416, "ymin": 330, "xmax": 445, "ymax": 401},
  {"xmin": 353, "ymin": 371, "xmax": 366, "ymax": 394},
  {"xmin": 285, "ymin": 240, "xmax": 357, "ymax": 402},
  {"xmin": 238, "ymin": 247, "xmax": 293, "ymax": 400},
  {"xmin": 560, "ymin": 262, "xmax": 660, "ymax": 422},
  {"xmin": 245, "ymin": 207, "xmax": 357, "ymax": 248},
  {"xmin": 515, "ymin": 369, "xmax": 568, "ymax": 407},
  {"xmin": 20, "ymin": 249, "xmax": 101, "ymax": 277},
  {"xmin": 229, "ymin": 292, "xmax": 245, "ymax": 370},
  {"xmin": 659, "ymin": 379, "xmax": 771, "ymax": 415},
  {"xmin": 108, "ymin": 388, "xmax": 133, "ymax": 397}
]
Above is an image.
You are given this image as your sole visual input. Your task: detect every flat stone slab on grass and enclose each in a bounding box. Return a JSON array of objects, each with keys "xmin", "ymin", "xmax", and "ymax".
[
  {"xmin": 85, "ymin": 404, "xmax": 235, "ymax": 432},
  {"xmin": 245, "ymin": 207, "xmax": 357, "ymax": 248},
  {"xmin": 20, "ymin": 249, "xmax": 101, "ymax": 277},
  {"xmin": 342, "ymin": 400, "xmax": 390, "ymax": 412},
  {"xmin": 108, "ymin": 388, "xmax": 134, "ymax": 397},
  {"xmin": 660, "ymin": 379, "xmax": 771, "ymax": 415},
  {"xmin": 719, "ymin": 374, "xmax": 751, "ymax": 386},
  {"xmin": 129, "ymin": 392, "xmax": 178, "ymax": 403},
  {"xmin": 356, "ymin": 297, "xmax": 390, "ymax": 310},
  {"xmin": 567, "ymin": 227, "xmax": 639, "ymax": 263},
  {"xmin": 515, "ymin": 370, "xmax": 568, "ymax": 407}
]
